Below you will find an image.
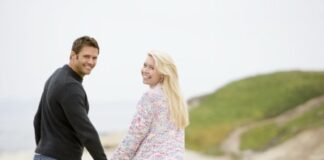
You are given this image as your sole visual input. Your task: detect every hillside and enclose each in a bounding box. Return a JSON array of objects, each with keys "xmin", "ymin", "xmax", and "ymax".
[{"xmin": 186, "ymin": 71, "xmax": 324, "ymax": 156}]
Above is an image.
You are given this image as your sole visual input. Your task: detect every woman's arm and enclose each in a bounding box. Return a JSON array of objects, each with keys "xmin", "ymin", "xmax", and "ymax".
[{"xmin": 111, "ymin": 93, "xmax": 154, "ymax": 160}]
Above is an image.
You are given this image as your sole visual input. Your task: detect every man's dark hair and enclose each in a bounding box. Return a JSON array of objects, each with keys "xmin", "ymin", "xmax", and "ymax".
[{"xmin": 72, "ymin": 36, "xmax": 99, "ymax": 54}]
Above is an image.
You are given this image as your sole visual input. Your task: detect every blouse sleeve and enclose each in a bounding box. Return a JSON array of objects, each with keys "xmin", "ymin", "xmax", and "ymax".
[{"xmin": 111, "ymin": 93, "xmax": 154, "ymax": 160}]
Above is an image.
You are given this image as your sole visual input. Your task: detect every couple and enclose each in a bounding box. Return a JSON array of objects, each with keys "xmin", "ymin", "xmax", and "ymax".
[{"xmin": 33, "ymin": 36, "xmax": 189, "ymax": 160}]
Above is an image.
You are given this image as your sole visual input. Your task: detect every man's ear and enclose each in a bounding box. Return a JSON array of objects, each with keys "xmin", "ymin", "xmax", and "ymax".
[{"xmin": 70, "ymin": 51, "xmax": 76, "ymax": 60}]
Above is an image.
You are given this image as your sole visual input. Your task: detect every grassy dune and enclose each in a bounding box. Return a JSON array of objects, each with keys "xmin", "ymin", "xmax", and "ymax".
[
  {"xmin": 186, "ymin": 71, "xmax": 324, "ymax": 155},
  {"xmin": 240, "ymin": 104, "xmax": 324, "ymax": 151}
]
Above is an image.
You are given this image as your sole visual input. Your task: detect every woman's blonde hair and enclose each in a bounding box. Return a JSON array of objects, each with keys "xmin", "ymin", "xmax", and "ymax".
[{"xmin": 148, "ymin": 50, "xmax": 189, "ymax": 129}]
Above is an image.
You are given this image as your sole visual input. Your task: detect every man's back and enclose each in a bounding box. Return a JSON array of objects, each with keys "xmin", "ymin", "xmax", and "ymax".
[{"xmin": 34, "ymin": 65, "xmax": 106, "ymax": 160}]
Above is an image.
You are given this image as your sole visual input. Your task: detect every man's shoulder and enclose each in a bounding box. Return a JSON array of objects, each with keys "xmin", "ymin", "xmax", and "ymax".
[
  {"xmin": 52, "ymin": 66, "xmax": 80, "ymax": 83},
  {"xmin": 48, "ymin": 67, "xmax": 82, "ymax": 91}
]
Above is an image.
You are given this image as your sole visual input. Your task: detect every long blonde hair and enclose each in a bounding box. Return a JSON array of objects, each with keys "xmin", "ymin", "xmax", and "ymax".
[{"xmin": 148, "ymin": 51, "xmax": 189, "ymax": 129}]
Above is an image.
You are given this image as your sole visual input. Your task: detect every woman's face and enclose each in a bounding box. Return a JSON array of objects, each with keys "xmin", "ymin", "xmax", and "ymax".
[{"xmin": 141, "ymin": 56, "xmax": 162, "ymax": 88}]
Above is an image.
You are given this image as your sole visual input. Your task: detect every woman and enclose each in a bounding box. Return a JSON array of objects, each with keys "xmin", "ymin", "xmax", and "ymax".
[{"xmin": 111, "ymin": 50, "xmax": 189, "ymax": 160}]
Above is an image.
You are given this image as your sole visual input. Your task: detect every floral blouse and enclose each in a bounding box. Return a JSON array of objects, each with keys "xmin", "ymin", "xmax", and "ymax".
[{"xmin": 111, "ymin": 84, "xmax": 185, "ymax": 160}]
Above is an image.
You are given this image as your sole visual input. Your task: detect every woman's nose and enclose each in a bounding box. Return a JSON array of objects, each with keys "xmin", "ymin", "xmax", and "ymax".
[{"xmin": 142, "ymin": 67, "xmax": 148, "ymax": 73}]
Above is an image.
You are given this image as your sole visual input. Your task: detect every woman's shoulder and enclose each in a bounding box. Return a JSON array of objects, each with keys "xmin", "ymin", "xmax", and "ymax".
[{"xmin": 143, "ymin": 85, "xmax": 165, "ymax": 101}]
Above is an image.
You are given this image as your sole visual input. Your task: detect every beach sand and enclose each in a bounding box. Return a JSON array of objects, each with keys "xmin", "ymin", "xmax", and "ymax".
[{"xmin": 0, "ymin": 131, "xmax": 216, "ymax": 160}]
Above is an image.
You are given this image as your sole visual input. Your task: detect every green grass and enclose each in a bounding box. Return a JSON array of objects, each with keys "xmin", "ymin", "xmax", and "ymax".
[
  {"xmin": 240, "ymin": 105, "xmax": 324, "ymax": 151},
  {"xmin": 186, "ymin": 71, "xmax": 324, "ymax": 155}
]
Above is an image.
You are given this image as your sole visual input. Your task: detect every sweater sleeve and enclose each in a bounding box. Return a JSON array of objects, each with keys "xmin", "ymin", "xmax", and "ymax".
[
  {"xmin": 34, "ymin": 80, "xmax": 49, "ymax": 145},
  {"xmin": 111, "ymin": 93, "xmax": 154, "ymax": 160},
  {"xmin": 33, "ymin": 100, "xmax": 42, "ymax": 145},
  {"xmin": 61, "ymin": 83, "xmax": 107, "ymax": 160}
]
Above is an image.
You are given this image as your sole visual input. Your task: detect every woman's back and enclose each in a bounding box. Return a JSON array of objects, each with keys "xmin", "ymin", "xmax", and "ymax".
[
  {"xmin": 111, "ymin": 85, "xmax": 185, "ymax": 160},
  {"xmin": 133, "ymin": 85, "xmax": 184, "ymax": 159}
]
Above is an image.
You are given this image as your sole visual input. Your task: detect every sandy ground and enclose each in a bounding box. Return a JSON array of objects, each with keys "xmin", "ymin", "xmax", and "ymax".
[
  {"xmin": 2, "ymin": 128, "xmax": 324, "ymax": 160},
  {"xmin": 0, "ymin": 150, "xmax": 219, "ymax": 160},
  {"xmin": 243, "ymin": 127, "xmax": 324, "ymax": 160},
  {"xmin": 83, "ymin": 150, "xmax": 218, "ymax": 160},
  {"xmin": 0, "ymin": 131, "xmax": 216, "ymax": 160}
]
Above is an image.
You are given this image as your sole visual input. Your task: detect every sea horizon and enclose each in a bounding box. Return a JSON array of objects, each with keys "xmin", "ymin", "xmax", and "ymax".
[{"xmin": 0, "ymin": 99, "xmax": 135, "ymax": 153}]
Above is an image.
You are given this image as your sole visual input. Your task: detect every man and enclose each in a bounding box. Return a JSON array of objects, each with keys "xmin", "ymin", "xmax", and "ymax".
[{"xmin": 33, "ymin": 36, "xmax": 107, "ymax": 160}]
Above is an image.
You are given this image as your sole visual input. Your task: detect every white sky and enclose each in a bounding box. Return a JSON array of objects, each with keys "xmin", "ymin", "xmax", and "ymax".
[{"xmin": 1, "ymin": 0, "xmax": 324, "ymax": 103}]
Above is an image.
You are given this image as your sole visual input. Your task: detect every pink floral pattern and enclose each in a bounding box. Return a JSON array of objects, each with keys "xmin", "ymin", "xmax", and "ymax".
[{"xmin": 111, "ymin": 84, "xmax": 185, "ymax": 160}]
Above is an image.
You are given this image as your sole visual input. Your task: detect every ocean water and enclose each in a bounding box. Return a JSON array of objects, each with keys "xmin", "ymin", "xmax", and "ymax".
[{"xmin": 0, "ymin": 99, "xmax": 136, "ymax": 153}]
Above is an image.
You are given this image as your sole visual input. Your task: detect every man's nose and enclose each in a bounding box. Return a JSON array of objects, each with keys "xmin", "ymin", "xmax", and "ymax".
[{"xmin": 88, "ymin": 58, "xmax": 96, "ymax": 65}]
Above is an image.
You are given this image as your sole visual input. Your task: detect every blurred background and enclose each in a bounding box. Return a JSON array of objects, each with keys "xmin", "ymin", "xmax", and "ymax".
[{"xmin": 0, "ymin": 0, "xmax": 323, "ymax": 159}]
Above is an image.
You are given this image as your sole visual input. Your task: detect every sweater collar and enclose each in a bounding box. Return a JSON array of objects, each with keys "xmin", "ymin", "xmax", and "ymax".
[
  {"xmin": 63, "ymin": 64, "xmax": 83, "ymax": 83},
  {"xmin": 151, "ymin": 83, "xmax": 162, "ymax": 91}
]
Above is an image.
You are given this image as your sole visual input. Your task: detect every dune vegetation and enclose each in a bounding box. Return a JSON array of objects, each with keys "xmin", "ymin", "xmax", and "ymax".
[{"xmin": 186, "ymin": 71, "xmax": 324, "ymax": 155}]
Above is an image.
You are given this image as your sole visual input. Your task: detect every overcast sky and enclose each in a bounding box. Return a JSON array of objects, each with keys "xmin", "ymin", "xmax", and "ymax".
[{"xmin": 1, "ymin": 0, "xmax": 323, "ymax": 104}]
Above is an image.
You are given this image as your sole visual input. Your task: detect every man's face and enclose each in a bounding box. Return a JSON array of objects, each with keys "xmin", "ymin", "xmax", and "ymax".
[{"xmin": 70, "ymin": 46, "xmax": 99, "ymax": 77}]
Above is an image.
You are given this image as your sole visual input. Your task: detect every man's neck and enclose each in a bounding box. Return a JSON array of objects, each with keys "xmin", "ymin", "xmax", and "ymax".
[{"xmin": 68, "ymin": 63, "xmax": 84, "ymax": 78}]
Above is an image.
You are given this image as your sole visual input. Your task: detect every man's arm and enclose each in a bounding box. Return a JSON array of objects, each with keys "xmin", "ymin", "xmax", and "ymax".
[
  {"xmin": 61, "ymin": 83, "xmax": 107, "ymax": 160},
  {"xmin": 33, "ymin": 101, "xmax": 42, "ymax": 145}
]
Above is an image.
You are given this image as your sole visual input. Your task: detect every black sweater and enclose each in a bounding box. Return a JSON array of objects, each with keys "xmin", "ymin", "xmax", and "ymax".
[{"xmin": 34, "ymin": 65, "xmax": 107, "ymax": 160}]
